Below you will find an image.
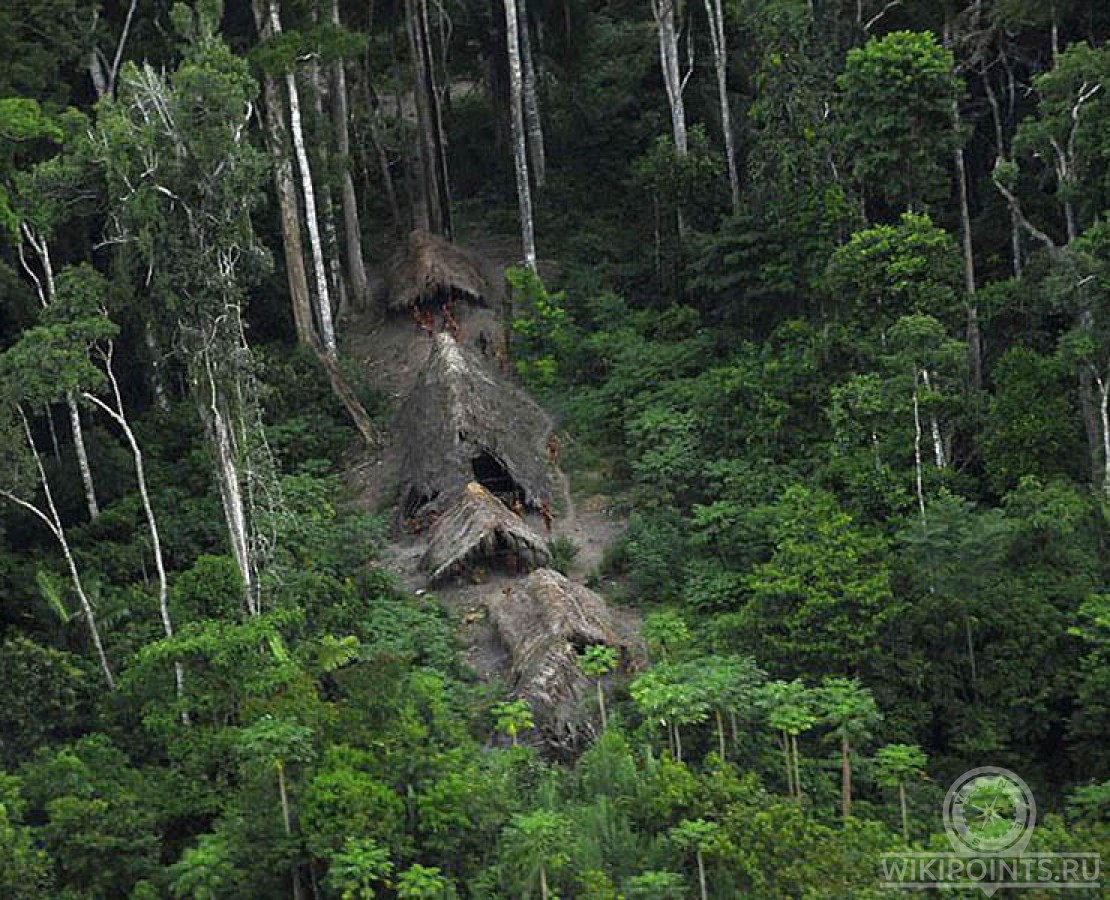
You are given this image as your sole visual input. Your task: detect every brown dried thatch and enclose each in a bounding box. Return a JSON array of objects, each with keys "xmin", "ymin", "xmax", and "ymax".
[
  {"xmin": 421, "ymin": 482, "xmax": 550, "ymax": 583},
  {"xmin": 393, "ymin": 333, "xmax": 553, "ymax": 525},
  {"xmin": 386, "ymin": 229, "xmax": 489, "ymax": 311},
  {"xmin": 486, "ymin": 568, "xmax": 640, "ymax": 754}
]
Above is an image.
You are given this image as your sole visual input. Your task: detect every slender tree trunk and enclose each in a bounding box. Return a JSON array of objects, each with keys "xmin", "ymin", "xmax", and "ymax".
[
  {"xmin": 652, "ymin": 0, "xmax": 688, "ymax": 157},
  {"xmin": 981, "ymin": 69, "xmax": 1023, "ymax": 277},
  {"xmin": 539, "ymin": 863, "xmax": 549, "ymax": 900},
  {"xmin": 18, "ymin": 229, "xmax": 102, "ymax": 520},
  {"xmin": 251, "ymin": 0, "xmax": 316, "ymax": 348},
  {"xmin": 912, "ymin": 373, "xmax": 926, "ymax": 520},
  {"xmin": 596, "ymin": 677, "xmax": 608, "ymax": 730},
  {"xmin": 696, "ymin": 849, "xmax": 708, "ymax": 900},
  {"xmin": 715, "ymin": 709, "xmax": 726, "ymax": 760},
  {"xmin": 406, "ymin": 0, "xmax": 452, "ymax": 237},
  {"xmin": 201, "ymin": 353, "xmax": 256, "ymax": 615},
  {"xmin": 45, "ymin": 404, "xmax": 61, "ymax": 461},
  {"xmin": 1096, "ymin": 370, "xmax": 1110, "ymax": 500},
  {"xmin": 358, "ymin": 72, "xmax": 403, "ymax": 235},
  {"xmin": 66, "ymin": 394, "xmax": 100, "ymax": 521},
  {"xmin": 329, "ymin": 1, "xmax": 369, "ymax": 309},
  {"xmin": 920, "ymin": 369, "xmax": 946, "ymax": 468},
  {"xmin": 84, "ymin": 345, "xmax": 185, "ymax": 707},
  {"xmin": 3, "ymin": 409, "xmax": 114, "ymax": 688},
  {"xmin": 306, "ymin": 9, "xmax": 348, "ymax": 322},
  {"xmin": 276, "ymin": 760, "xmax": 305, "ymax": 900},
  {"xmin": 674, "ymin": 722, "xmax": 683, "ymax": 763},
  {"xmin": 504, "ymin": 0, "xmax": 537, "ymax": 268},
  {"xmin": 952, "ymin": 112, "xmax": 981, "ymax": 390},
  {"xmin": 841, "ymin": 734, "xmax": 852, "ymax": 819},
  {"xmin": 899, "ymin": 782, "xmax": 909, "ymax": 842},
  {"xmin": 517, "ymin": 2, "xmax": 546, "ymax": 188},
  {"xmin": 704, "ymin": 0, "xmax": 739, "ymax": 214},
  {"xmin": 265, "ymin": 0, "xmax": 337, "ymax": 359}
]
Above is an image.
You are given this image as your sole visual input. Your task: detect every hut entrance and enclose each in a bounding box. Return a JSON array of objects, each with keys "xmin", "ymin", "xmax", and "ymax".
[{"xmin": 471, "ymin": 451, "xmax": 522, "ymax": 505}]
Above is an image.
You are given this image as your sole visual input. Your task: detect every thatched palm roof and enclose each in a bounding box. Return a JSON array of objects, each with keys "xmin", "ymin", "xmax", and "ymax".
[
  {"xmin": 486, "ymin": 568, "xmax": 638, "ymax": 753},
  {"xmin": 386, "ymin": 230, "xmax": 489, "ymax": 311},
  {"xmin": 421, "ymin": 482, "xmax": 550, "ymax": 583},
  {"xmin": 393, "ymin": 333, "xmax": 553, "ymax": 523}
]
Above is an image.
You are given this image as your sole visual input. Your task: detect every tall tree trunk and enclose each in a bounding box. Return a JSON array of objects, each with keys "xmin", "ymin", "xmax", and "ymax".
[
  {"xmin": 18, "ymin": 227, "xmax": 102, "ymax": 520},
  {"xmin": 704, "ymin": 0, "xmax": 739, "ymax": 214},
  {"xmin": 517, "ymin": 3, "xmax": 546, "ymax": 188},
  {"xmin": 652, "ymin": 0, "xmax": 689, "ymax": 157},
  {"xmin": 912, "ymin": 373, "xmax": 927, "ymax": 519},
  {"xmin": 504, "ymin": 0, "xmax": 537, "ymax": 268},
  {"xmin": 981, "ymin": 68, "xmax": 1023, "ymax": 278},
  {"xmin": 251, "ymin": 0, "xmax": 315, "ymax": 348},
  {"xmin": 2, "ymin": 409, "xmax": 114, "ymax": 688},
  {"xmin": 357, "ymin": 70, "xmax": 403, "ymax": 235},
  {"xmin": 329, "ymin": 0, "xmax": 370, "ymax": 309},
  {"xmin": 307, "ymin": 5, "xmax": 349, "ymax": 321},
  {"xmin": 539, "ymin": 863, "xmax": 549, "ymax": 900},
  {"xmin": 83, "ymin": 345, "xmax": 185, "ymax": 706},
  {"xmin": 696, "ymin": 849, "xmax": 708, "ymax": 900},
  {"xmin": 265, "ymin": 0, "xmax": 337, "ymax": 359},
  {"xmin": 952, "ymin": 110, "xmax": 981, "ymax": 390},
  {"xmin": 201, "ymin": 351, "xmax": 256, "ymax": 615},
  {"xmin": 596, "ymin": 677, "xmax": 608, "ymax": 730},
  {"xmin": 67, "ymin": 394, "xmax": 100, "ymax": 521},
  {"xmin": 406, "ymin": 0, "xmax": 453, "ymax": 237}
]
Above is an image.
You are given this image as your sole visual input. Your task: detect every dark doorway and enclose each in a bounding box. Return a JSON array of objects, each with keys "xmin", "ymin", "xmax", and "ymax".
[{"xmin": 471, "ymin": 451, "xmax": 522, "ymax": 503}]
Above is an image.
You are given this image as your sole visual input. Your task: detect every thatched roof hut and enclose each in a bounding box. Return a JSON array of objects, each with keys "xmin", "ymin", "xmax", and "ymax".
[
  {"xmin": 394, "ymin": 333, "xmax": 553, "ymax": 524},
  {"xmin": 486, "ymin": 568, "xmax": 640, "ymax": 754},
  {"xmin": 421, "ymin": 482, "xmax": 550, "ymax": 583},
  {"xmin": 386, "ymin": 230, "xmax": 489, "ymax": 311}
]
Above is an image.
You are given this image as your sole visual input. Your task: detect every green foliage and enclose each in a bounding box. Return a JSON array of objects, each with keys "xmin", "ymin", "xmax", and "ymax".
[
  {"xmin": 324, "ymin": 837, "xmax": 394, "ymax": 900},
  {"xmin": 509, "ymin": 265, "xmax": 571, "ymax": 390},
  {"xmin": 491, "ymin": 699, "xmax": 535, "ymax": 745},
  {"xmin": 837, "ymin": 31, "xmax": 960, "ymax": 213}
]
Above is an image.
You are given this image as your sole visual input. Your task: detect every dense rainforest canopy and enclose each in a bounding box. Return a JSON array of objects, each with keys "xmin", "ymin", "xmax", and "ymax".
[{"xmin": 1, "ymin": 0, "xmax": 1109, "ymax": 897}]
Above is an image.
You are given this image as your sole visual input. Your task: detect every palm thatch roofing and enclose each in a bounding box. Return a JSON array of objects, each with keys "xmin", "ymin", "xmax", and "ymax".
[
  {"xmin": 385, "ymin": 229, "xmax": 489, "ymax": 311},
  {"xmin": 421, "ymin": 482, "xmax": 550, "ymax": 583},
  {"xmin": 486, "ymin": 568, "xmax": 639, "ymax": 754},
  {"xmin": 393, "ymin": 333, "xmax": 553, "ymax": 524}
]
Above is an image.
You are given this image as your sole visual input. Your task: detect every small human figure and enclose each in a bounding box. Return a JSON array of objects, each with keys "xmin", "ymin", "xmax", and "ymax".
[
  {"xmin": 477, "ymin": 331, "xmax": 490, "ymax": 356},
  {"xmin": 546, "ymin": 433, "xmax": 560, "ymax": 467},
  {"xmin": 541, "ymin": 497, "xmax": 554, "ymax": 534}
]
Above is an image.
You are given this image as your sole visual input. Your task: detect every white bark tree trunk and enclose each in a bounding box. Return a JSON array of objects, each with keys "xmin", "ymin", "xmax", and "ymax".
[
  {"xmin": 252, "ymin": 1, "xmax": 316, "ymax": 347},
  {"xmin": 201, "ymin": 353, "xmax": 256, "ymax": 615},
  {"xmin": 265, "ymin": 0, "xmax": 337, "ymax": 359},
  {"xmin": 517, "ymin": 2, "xmax": 546, "ymax": 188},
  {"xmin": 83, "ymin": 343, "xmax": 184, "ymax": 705},
  {"xmin": 504, "ymin": 0, "xmax": 537, "ymax": 268},
  {"xmin": 67, "ymin": 393, "xmax": 100, "ymax": 520},
  {"xmin": 2, "ymin": 408, "xmax": 114, "ymax": 688},
  {"xmin": 18, "ymin": 226, "xmax": 102, "ymax": 520},
  {"xmin": 912, "ymin": 372, "xmax": 927, "ymax": 519},
  {"xmin": 329, "ymin": 0, "xmax": 370, "ymax": 308},
  {"xmin": 652, "ymin": 0, "xmax": 689, "ymax": 157},
  {"xmin": 704, "ymin": 0, "xmax": 739, "ymax": 214}
]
